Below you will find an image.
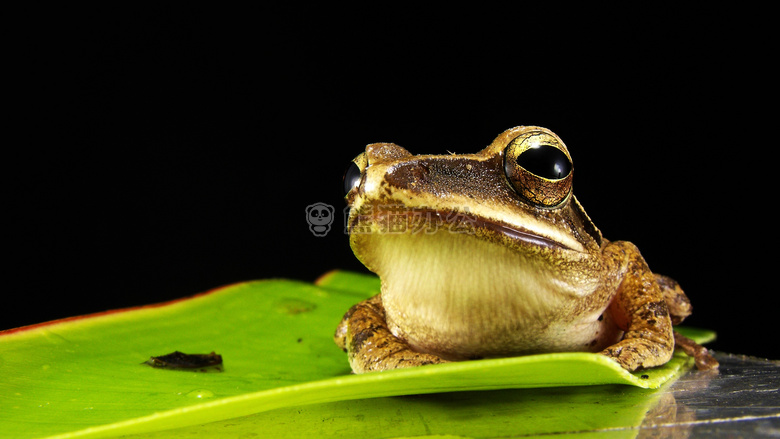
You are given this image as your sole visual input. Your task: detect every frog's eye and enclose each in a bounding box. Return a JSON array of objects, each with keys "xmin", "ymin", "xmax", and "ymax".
[
  {"xmin": 343, "ymin": 153, "xmax": 368, "ymax": 197},
  {"xmin": 503, "ymin": 132, "xmax": 573, "ymax": 207}
]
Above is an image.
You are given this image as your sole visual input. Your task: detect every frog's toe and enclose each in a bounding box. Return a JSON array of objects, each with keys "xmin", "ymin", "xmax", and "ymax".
[
  {"xmin": 601, "ymin": 344, "xmax": 641, "ymax": 371},
  {"xmin": 673, "ymin": 332, "xmax": 719, "ymax": 370},
  {"xmin": 350, "ymin": 345, "xmax": 448, "ymax": 373}
]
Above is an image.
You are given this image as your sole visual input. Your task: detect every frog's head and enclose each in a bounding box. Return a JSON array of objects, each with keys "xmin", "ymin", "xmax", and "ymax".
[{"xmin": 343, "ymin": 126, "xmax": 602, "ymax": 266}]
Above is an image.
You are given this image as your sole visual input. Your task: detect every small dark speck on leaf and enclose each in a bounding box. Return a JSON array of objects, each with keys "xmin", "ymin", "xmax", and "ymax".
[
  {"xmin": 641, "ymin": 374, "xmax": 649, "ymax": 379},
  {"xmin": 144, "ymin": 351, "xmax": 223, "ymax": 372},
  {"xmin": 276, "ymin": 298, "xmax": 317, "ymax": 315}
]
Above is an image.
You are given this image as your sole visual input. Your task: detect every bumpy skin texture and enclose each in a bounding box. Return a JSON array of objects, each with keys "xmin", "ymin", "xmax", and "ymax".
[{"xmin": 599, "ymin": 241, "xmax": 676, "ymax": 371}]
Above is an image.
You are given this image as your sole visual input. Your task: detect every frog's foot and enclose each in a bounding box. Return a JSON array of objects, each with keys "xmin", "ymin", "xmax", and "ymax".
[
  {"xmin": 600, "ymin": 334, "xmax": 674, "ymax": 372},
  {"xmin": 334, "ymin": 295, "xmax": 448, "ymax": 373},
  {"xmin": 673, "ymin": 331, "xmax": 719, "ymax": 370},
  {"xmin": 601, "ymin": 331, "xmax": 719, "ymax": 372}
]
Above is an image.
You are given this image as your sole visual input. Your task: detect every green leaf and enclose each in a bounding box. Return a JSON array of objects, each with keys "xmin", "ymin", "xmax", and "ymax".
[{"xmin": 0, "ymin": 271, "xmax": 715, "ymax": 438}]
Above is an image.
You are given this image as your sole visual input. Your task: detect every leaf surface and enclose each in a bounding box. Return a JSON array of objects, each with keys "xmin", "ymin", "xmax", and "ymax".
[{"xmin": 0, "ymin": 271, "xmax": 715, "ymax": 438}]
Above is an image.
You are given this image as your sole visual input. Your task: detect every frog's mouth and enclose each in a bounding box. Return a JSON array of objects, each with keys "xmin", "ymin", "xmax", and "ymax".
[
  {"xmin": 466, "ymin": 213, "xmax": 573, "ymax": 251},
  {"xmin": 348, "ymin": 206, "xmax": 577, "ymax": 252}
]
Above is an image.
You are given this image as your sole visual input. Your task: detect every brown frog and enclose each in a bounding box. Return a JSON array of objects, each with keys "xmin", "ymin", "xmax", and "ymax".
[{"xmin": 335, "ymin": 126, "xmax": 717, "ymax": 373}]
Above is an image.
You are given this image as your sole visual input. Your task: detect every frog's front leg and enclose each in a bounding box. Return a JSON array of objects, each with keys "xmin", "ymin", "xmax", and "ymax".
[
  {"xmin": 601, "ymin": 242, "xmax": 676, "ymax": 371},
  {"xmin": 334, "ymin": 294, "xmax": 448, "ymax": 373}
]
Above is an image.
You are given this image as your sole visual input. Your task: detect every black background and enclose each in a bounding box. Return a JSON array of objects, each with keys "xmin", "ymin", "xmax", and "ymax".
[{"xmin": 7, "ymin": 7, "xmax": 776, "ymax": 360}]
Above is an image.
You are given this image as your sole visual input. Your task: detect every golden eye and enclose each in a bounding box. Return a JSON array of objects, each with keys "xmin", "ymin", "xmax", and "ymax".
[{"xmin": 503, "ymin": 131, "xmax": 573, "ymax": 207}]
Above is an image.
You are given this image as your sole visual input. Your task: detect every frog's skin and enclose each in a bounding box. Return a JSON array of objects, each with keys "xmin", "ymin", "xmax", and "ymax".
[{"xmin": 335, "ymin": 126, "xmax": 717, "ymax": 373}]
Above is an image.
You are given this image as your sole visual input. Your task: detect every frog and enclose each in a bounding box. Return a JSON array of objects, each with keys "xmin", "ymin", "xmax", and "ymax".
[{"xmin": 334, "ymin": 126, "xmax": 717, "ymax": 374}]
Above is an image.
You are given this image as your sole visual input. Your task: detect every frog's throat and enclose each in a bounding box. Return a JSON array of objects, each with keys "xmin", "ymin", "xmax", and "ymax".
[{"xmin": 353, "ymin": 228, "xmax": 608, "ymax": 359}]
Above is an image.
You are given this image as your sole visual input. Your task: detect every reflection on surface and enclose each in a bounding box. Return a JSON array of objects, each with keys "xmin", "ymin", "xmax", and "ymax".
[
  {"xmin": 638, "ymin": 353, "xmax": 779, "ymax": 438},
  {"xmin": 126, "ymin": 353, "xmax": 779, "ymax": 438}
]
